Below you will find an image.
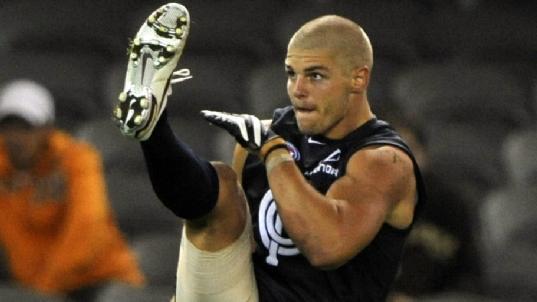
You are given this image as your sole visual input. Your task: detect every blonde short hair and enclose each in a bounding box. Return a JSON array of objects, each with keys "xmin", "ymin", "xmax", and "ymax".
[{"xmin": 288, "ymin": 15, "xmax": 373, "ymax": 72}]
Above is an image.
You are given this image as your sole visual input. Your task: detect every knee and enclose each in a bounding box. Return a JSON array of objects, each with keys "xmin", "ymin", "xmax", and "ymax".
[
  {"xmin": 185, "ymin": 162, "xmax": 249, "ymax": 250},
  {"xmin": 211, "ymin": 161, "xmax": 238, "ymax": 185}
]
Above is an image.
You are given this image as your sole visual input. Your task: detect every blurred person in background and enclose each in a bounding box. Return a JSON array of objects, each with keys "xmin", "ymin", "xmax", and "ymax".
[
  {"xmin": 387, "ymin": 117, "xmax": 481, "ymax": 301},
  {"xmin": 0, "ymin": 79, "xmax": 144, "ymax": 300}
]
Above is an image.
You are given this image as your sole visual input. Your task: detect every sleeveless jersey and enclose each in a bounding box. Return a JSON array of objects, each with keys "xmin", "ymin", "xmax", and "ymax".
[{"xmin": 242, "ymin": 106, "xmax": 426, "ymax": 302}]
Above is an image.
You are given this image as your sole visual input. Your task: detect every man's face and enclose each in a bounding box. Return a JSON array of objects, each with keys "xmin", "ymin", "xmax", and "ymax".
[
  {"xmin": 0, "ymin": 118, "xmax": 50, "ymax": 170},
  {"xmin": 285, "ymin": 47, "xmax": 354, "ymax": 138}
]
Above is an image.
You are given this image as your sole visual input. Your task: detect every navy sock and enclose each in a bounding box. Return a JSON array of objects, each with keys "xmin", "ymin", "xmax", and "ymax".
[{"xmin": 140, "ymin": 111, "xmax": 219, "ymax": 219}]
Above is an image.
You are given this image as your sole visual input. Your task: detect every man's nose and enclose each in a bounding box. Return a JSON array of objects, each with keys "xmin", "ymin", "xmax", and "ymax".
[{"xmin": 291, "ymin": 75, "xmax": 307, "ymax": 98}]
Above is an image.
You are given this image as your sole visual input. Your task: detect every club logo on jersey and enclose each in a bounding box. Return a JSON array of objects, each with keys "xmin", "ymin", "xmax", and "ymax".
[
  {"xmin": 304, "ymin": 149, "xmax": 341, "ymax": 177},
  {"xmin": 258, "ymin": 190, "xmax": 299, "ymax": 266},
  {"xmin": 285, "ymin": 142, "xmax": 301, "ymax": 161}
]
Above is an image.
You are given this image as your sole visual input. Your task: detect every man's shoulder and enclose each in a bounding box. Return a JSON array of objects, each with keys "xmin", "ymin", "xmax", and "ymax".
[{"xmin": 347, "ymin": 144, "xmax": 414, "ymax": 177}]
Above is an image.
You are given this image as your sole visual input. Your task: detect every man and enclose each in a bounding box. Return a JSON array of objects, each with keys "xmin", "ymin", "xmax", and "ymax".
[
  {"xmin": 113, "ymin": 3, "xmax": 425, "ymax": 301},
  {"xmin": 0, "ymin": 79, "xmax": 144, "ymax": 298}
]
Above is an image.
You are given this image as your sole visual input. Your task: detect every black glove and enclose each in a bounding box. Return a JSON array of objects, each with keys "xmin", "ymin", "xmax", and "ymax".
[{"xmin": 201, "ymin": 110, "xmax": 283, "ymax": 156}]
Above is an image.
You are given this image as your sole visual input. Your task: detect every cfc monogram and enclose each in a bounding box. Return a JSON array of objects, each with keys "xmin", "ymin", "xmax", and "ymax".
[{"xmin": 258, "ymin": 190, "xmax": 300, "ymax": 266}]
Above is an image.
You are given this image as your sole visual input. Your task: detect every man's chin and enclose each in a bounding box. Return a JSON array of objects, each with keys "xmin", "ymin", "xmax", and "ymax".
[{"xmin": 297, "ymin": 123, "xmax": 319, "ymax": 136}]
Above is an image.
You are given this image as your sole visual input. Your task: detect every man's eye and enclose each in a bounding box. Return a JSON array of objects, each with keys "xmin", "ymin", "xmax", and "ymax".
[
  {"xmin": 310, "ymin": 73, "xmax": 324, "ymax": 80},
  {"xmin": 286, "ymin": 70, "xmax": 296, "ymax": 78}
]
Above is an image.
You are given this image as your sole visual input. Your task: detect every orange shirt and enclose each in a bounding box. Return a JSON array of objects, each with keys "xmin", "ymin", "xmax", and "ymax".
[{"xmin": 0, "ymin": 130, "xmax": 144, "ymax": 294}]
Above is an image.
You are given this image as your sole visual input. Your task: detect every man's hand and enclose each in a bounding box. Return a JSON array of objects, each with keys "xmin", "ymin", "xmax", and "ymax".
[{"xmin": 201, "ymin": 110, "xmax": 285, "ymax": 159}]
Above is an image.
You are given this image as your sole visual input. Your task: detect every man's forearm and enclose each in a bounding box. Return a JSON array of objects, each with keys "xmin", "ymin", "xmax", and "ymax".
[{"xmin": 265, "ymin": 148, "xmax": 346, "ymax": 268}]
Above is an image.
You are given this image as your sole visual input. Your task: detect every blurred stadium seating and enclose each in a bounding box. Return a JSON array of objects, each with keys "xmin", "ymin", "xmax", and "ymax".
[
  {"xmin": 0, "ymin": 0, "xmax": 535, "ymax": 301},
  {"xmin": 0, "ymin": 284, "xmax": 70, "ymax": 302}
]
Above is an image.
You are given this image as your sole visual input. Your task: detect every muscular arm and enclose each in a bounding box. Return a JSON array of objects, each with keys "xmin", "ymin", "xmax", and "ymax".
[
  {"xmin": 266, "ymin": 145, "xmax": 416, "ymax": 270},
  {"xmin": 203, "ymin": 111, "xmax": 417, "ymax": 268}
]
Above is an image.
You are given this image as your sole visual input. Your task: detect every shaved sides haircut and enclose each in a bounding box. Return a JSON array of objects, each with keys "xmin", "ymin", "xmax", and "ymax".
[{"xmin": 288, "ymin": 15, "xmax": 374, "ymax": 73}]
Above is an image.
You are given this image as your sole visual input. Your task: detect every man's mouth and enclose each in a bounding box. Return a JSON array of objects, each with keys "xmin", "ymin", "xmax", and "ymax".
[{"xmin": 294, "ymin": 105, "xmax": 316, "ymax": 114}]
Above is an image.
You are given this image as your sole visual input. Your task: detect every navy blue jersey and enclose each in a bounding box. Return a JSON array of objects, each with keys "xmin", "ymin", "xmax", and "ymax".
[{"xmin": 242, "ymin": 106, "xmax": 426, "ymax": 302}]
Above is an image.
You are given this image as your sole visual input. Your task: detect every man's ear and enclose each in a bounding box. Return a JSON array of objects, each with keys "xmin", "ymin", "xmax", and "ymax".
[{"xmin": 351, "ymin": 66, "xmax": 369, "ymax": 93}]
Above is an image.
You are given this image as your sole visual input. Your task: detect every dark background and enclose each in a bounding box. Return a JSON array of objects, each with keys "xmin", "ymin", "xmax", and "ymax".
[{"xmin": 0, "ymin": 0, "xmax": 536, "ymax": 301}]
